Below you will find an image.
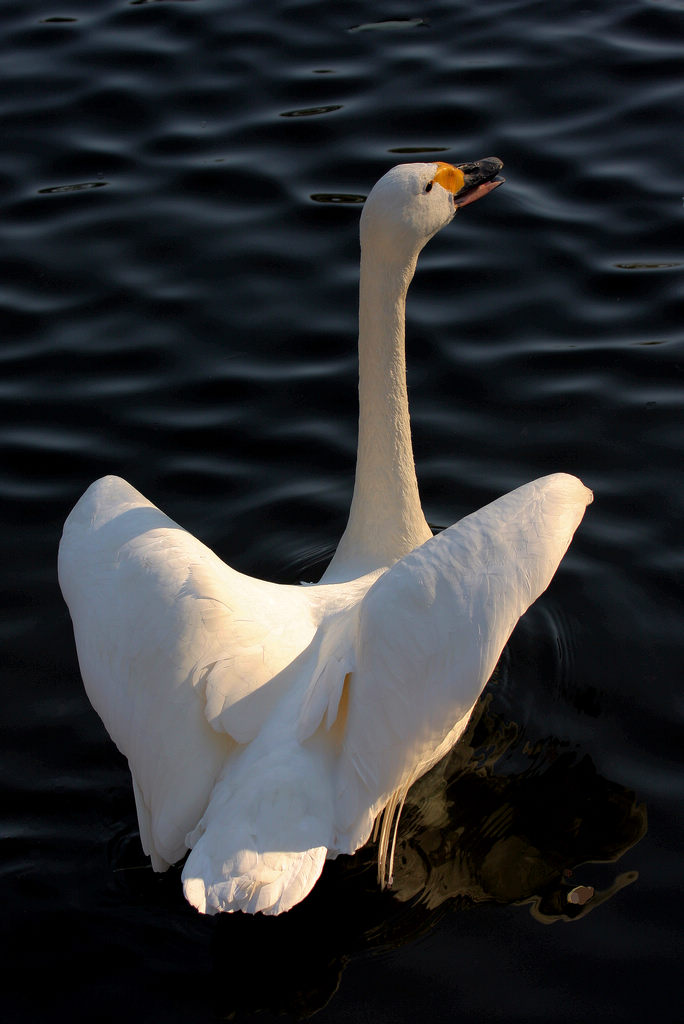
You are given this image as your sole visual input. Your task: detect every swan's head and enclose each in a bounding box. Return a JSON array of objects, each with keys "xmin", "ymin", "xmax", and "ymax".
[{"xmin": 360, "ymin": 158, "xmax": 504, "ymax": 263}]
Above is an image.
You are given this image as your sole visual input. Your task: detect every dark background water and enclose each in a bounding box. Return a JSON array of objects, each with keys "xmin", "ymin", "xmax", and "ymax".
[{"xmin": 2, "ymin": 1, "xmax": 683, "ymax": 1021}]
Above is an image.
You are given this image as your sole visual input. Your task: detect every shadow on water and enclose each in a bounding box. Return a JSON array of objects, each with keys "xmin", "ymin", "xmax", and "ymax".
[{"xmin": 103, "ymin": 689, "xmax": 645, "ymax": 1021}]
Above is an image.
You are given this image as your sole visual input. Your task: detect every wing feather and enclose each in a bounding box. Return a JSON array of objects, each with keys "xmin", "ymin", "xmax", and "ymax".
[
  {"xmin": 334, "ymin": 473, "xmax": 592, "ymax": 846},
  {"xmin": 58, "ymin": 476, "xmax": 318, "ymax": 866}
]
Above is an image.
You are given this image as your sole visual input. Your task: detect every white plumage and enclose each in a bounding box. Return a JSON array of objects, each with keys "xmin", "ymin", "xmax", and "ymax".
[{"xmin": 59, "ymin": 159, "xmax": 592, "ymax": 915}]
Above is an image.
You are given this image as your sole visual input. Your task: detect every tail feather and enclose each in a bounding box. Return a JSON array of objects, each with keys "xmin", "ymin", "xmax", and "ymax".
[
  {"xmin": 181, "ymin": 735, "xmax": 333, "ymax": 915},
  {"xmin": 182, "ymin": 844, "xmax": 327, "ymax": 915}
]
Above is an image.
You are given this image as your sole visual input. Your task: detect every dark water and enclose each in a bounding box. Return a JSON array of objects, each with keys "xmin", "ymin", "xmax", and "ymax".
[{"xmin": 2, "ymin": 0, "xmax": 683, "ymax": 1020}]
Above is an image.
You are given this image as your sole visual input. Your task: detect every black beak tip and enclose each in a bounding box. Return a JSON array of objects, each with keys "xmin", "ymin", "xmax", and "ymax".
[{"xmin": 457, "ymin": 157, "xmax": 504, "ymax": 181}]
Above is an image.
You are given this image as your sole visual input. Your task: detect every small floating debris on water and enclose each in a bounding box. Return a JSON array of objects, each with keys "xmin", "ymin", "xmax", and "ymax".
[
  {"xmin": 615, "ymin": 262, "xmax": 681, "ymax": 270},
  {"xmin": 130, "ymin": 1, "xmax": 201, "ymax": 6},
  {"xmin": 280, "ymin": 105, "xmax": 342, "ymax": 118},
  {"xmin": 567, "ymin": 885, "xmax": 595, "ymax": 906},
  {"xmin": 389, "ymin": 146, "xmax": 450, "ymax": 155},
  {"xmin": 310, "ymin": 193, "xmax": 366, "ymax": 205},
  {"xmin": 38, "ymin": 182, "xmax": 107, "ymax": 194},
  {"xmin": 348, "ymin": 18, "xmax": 429, "ymax": 33}
]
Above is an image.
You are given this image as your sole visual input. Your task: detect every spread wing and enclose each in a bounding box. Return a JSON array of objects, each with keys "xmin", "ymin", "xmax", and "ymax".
[
  {"xmin": 299, "ymin": 473, "xmax": 593, "ymax": 850},
  {"xmin": 58, "ymin": 475, "xmax": 318, "ymax": 869}
]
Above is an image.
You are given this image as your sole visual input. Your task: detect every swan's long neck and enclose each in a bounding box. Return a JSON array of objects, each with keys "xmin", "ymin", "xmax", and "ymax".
[{"xmin": 322, "ymin": 245, "xmax": 432, "ymax": 583}]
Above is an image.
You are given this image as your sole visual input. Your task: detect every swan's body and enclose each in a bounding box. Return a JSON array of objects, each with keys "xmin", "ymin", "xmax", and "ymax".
[{"xmin": 59, "ymin": 160, "xmax": 592, "ymax": 915}]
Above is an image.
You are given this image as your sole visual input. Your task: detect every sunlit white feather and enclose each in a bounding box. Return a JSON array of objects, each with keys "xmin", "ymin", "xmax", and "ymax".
[{"xmin": 59, "ymin": 162, "xmax": 592, "ymax": 914}]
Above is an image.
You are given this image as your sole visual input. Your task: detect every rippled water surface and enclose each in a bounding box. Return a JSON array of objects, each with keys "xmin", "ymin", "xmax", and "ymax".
[{"xmin": 2, "ymin": 1, "xmax": 683, "ymax": 1021}]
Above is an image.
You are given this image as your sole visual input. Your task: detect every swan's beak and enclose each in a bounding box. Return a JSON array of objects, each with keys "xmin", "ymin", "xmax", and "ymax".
[{"xmin": 452, "ymin": 157, "xmax": 505, "ymax": 209}]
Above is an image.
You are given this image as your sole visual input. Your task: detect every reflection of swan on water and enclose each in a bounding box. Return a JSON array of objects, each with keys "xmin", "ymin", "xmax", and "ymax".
[
  {"xmin": 378, "ymin": 693, "xmax": 646, "ymax": 920},
  {"xmin": 59, "ymin": 159, "xmax": 592, "ymax": 916}
]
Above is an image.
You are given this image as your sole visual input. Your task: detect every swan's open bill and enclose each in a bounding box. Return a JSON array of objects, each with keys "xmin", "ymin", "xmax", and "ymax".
[{"xmin": 59, "ymin": 160, "xmax": 592, "ymax": 916}]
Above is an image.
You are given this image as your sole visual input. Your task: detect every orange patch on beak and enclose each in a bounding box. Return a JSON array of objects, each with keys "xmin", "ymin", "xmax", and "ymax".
[{"xmin": 431, "ymin": 162, "xmax": 466, "ymax": 194}]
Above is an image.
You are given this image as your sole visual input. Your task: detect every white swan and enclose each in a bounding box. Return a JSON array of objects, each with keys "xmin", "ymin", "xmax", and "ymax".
[{"xmin": 59, "ymin": 159, "xmax": 592, "ymax": 916}]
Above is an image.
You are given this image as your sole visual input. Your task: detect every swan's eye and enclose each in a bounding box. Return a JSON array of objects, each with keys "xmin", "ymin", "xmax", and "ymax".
[{"xmin": 425, "ymin": 181, "xmax": 433, "ymax": 193}]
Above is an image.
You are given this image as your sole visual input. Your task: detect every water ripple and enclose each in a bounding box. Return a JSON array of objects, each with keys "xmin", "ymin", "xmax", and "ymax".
[{"xmin": 2, "ymin": 0, "xmax": 682, "ymax": 1019}]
